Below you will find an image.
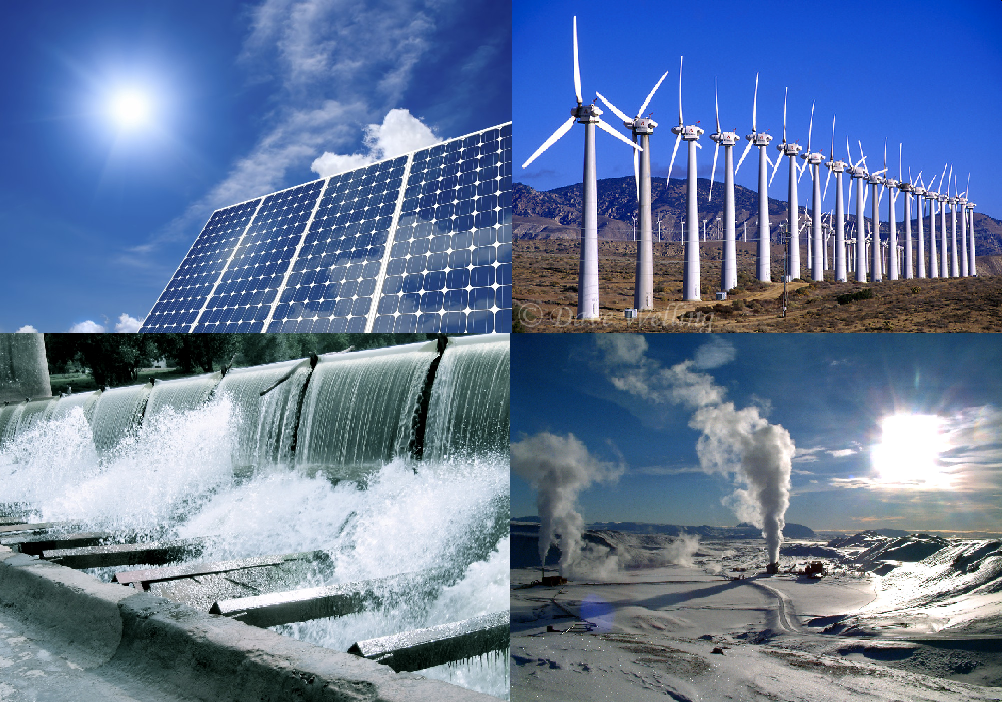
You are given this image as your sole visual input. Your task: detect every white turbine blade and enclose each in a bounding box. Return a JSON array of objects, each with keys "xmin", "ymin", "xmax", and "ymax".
[
  {"xmin": 639, "ymin": 69, "xmax": 670, "ymax": 116},
  {"xmin": 694, "ymin": 140, "xmax": 702, "ymax": 149},
  {"xmin": 823, "ymin": 168, "xmax": 832, "ymax": 201},
  {"xmin": 783, "ymin": 87, "xmax": 788, "ymax": 143},
  {"xmin": 898, "ymin": 142, "xmax": 902, "ymax": 182},
  {"xmin": 883, "ymin": 139, "xmax": 887, "ymax": 173},
  {"xmin": 634, "ymin": 135, "xmax": 640, "ymax": 202},
  {"xmin": 752, "ymin": 72, "xmax": 759, "ymax": 133},
  {"xmin": 798, "ymin": 159, "xmax": 807, "ymax": 183},
  {"xmin": 677, "ymin": 55, "xmax": 684, "ymax": 126},
  {"xmin": 769, "ymin": 153, "xmax": 783, "ymax": 187},
  {"xmin": 708, "ymin": 141, "xmax": 719, "ymax": 202},
  {"xmin": 714, "ymin": 80, "xmax": 721, "ymax": 135},
  {"xmin": 966, "ymin": 172, "xmax": 970, "ymax": 198},
  {"xmin": 928, "ymin": 174, "xmax": 938, "ymax": 192},
  {"xmin": 807, "ymin": 101, "xmax": 814, "ymax": 153},
  {"xmin": 873, "ymin": 167, "xmax": 887, "ymax": 176},
  {"xmin": 667, "ymin": 132, "xmax": 682, "ymax": 180},
  {"xmin": 597, "ymin": 119, "xmax": 641, "ymax": 149},
  {"xmin": 878, "ymin": 187, "xmax": 884, "ymax": 207},
  {"xmin": 830, "ymin": 112, "xmax": 836, "ymax": 161},
  {"xmin": 596, "ymin": 92, "xmax": 631, "ymax": 123},
  {"xmin": 521, "ymin": 116, "xmax": 576, "ymax": 169},
  {"xmin": 847, "ymin": 136, "xmax": 853, "ymax": 165},
  {"xmin": 734, "ymin": 139, "xmax": 754, "ymax": 174},
  {"xmin": 937, "ymin": 163, "xmax": 947, "ymax": 193},
  {"xmin": 948, "ymin": 164, "xmax": 954, "ymax": 195},
  {"xmin": 572, "ymin": 16, "xmax": 582, "ymax": 105}
]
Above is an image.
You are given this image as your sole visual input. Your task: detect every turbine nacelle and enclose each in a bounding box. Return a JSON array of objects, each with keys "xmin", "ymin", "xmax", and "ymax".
[
  {"xmin": 747, "ymin": 131, "xmax": 772, "ymax": 146},
  {"xmin": 897, "ymin": 181, "xmax": 913, "ymax": 192},
  {"xmin": 825, "ymin": 159, "xmax": 846, "ymax": 172},
  {"xmin": 848, "ymin": 164, "xmax": 868, "ymax": 179},
  {"xmin": 627, "ymin": 116, "xmax": 657, "ymax": 134},
  {"xmin": 675, "ymin": 124, "xmax": 704, "ymax": 140},
  {"xmin": 779, "ymin": 142, "xmax": 802, "ymax": 156},
  {"xmin": 966, "ymin": 202, "xmax": 976, "ymax": 210},
  {"xmin": 574, "ymin": 103, "xmax": 602, "ymax": 122},
  {"xmin": 957, "ymin": 196, "xmax": 968, "ymax": 205},
  {"xmin": 710, "ymin": 130, "xmax": 740, "ymax": 146},
  {"xmin": 802, "ymin": 151, "xmax": 824, "ymax": 165},
  {"xmin": 867, "ymin": 172, "xmax": 884, "ymax": 185},
  {"xmin": 884, "ymin": 177, "xmax": 898, "ymax": 189},
  {"xmin": 913, "ymin": 186, "xmax": 926, "ymax": 196}
]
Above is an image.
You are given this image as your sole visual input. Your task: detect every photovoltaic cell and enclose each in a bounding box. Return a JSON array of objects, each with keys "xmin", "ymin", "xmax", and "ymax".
[{"xmin": 140, "ymin": 122, "xmax": 511, "ymax": 334}]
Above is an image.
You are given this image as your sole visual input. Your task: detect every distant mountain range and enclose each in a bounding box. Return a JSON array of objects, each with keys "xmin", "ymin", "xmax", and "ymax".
[
  {"xmin": 514, "ymin": 176, "xmax": 1002, "ymax": 256},
  {"xmin": 511, "ymin": 517, "xmax": 815, "ymax": 540}
]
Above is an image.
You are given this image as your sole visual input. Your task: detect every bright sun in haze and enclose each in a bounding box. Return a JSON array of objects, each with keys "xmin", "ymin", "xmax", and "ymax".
[
  {"xmin": 871, "ymin": 414, "xmax": 951, "ymax": 487},
  {"xmin": 110, "ymin": 90, "xmax": 151, "ymax": 129}
]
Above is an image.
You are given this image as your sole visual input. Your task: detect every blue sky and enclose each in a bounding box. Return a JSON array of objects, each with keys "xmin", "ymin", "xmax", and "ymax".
[
  {"xmin": 514, "ymin": 0, "xmax": 1002, "ymax": 220},
  {"xmin": 1, "ymin": 0, "xmax": 511, "ymax": 332},
  {"xmin": 512, "ymin": 335, "xmax": 1002, "ymax": 534}
]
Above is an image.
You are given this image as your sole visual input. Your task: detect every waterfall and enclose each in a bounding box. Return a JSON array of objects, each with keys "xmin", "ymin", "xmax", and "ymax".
[{"xmin": 0, "ymin": 335, "xmax": 510, "ymax": 699}]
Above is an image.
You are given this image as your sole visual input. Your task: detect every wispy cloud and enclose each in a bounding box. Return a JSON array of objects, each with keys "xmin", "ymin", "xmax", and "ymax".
[
  {"xmin": 119, "ymin": 0, "xmax": 460, "ymax": 272},
  {"xmin": 311, "ymin": 108, "xmax": 440, "ymax": 177}
]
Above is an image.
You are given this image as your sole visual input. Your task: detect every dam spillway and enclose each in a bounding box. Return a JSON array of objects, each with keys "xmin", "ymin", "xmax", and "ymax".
[{"xmin": 0, "ymin": 335, "xmax": 510, "ymax": 699}]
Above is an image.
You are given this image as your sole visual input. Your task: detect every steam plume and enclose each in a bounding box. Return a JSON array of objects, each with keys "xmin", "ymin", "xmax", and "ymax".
[
  {"xmin": 596, "ymin": 336, "xmax": 795, "ymax": 565},
  {"xmin": 511, "ymin": 432, "xmax": 622, "ymax": 575}
]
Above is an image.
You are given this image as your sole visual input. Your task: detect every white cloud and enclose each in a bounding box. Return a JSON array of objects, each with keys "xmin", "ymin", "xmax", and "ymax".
[
  {"xmin": 68, "ymin": 320, "xmax": 106, "ymax": 333},
  {"xmin": 828, "ymin": 448, "xmax": 857, "ymax": 458},
  {"xmin": 693, "ymin": 337, "xmax": 736, "ymax": 369},
  {"xmin": 311, "ymin": 108, "xmax": 441, "ymax": 177},
  {"xmin": 114, "ymin": 314, "xmax": 144, "ymax": 333},
  {"xmin": 15, "ymin": 325, "xmax": 38, "ymax": 333}
]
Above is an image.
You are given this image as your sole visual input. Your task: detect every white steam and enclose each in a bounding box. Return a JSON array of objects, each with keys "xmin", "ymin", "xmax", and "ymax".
[
  {"xmin": 510, "ymin": 432, "xmax": 622, "ymax": 577},
  {"xmin": 596, "ymin": 336, "xmax": 795, "ymax": 565}
]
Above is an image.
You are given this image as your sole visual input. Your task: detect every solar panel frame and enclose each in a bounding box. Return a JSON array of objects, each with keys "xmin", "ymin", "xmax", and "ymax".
[{"xmin": 140, "ymin": 122, "xmax": 511, "ymax": 334}]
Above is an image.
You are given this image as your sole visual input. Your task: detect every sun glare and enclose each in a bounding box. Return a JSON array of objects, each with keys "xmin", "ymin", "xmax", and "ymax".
[
  {"xmin": 110, "ymin": 90, "xmax": 151, "ymax": 129},
  {"xmin": 871, "ymin": 414, "xmax": 950, "ymax": 487}
]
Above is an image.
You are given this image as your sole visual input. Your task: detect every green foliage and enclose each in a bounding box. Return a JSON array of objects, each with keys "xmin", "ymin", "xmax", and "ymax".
[
  {"xmin": 45, "ymin": 334, "xmax": 159, "ymax": 387},
  {"xmin": 836, "ymin": 288, "xmax": 874, "ymax": 305}
]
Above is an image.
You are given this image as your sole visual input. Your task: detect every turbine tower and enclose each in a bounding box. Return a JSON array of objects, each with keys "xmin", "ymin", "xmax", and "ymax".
[
  {"xmin": 882, "ymin": 144, "xmax": 899, "ymax": 281},
  {"xmin": 521, "ymin": 16, "xmax": 641, "ymax": 319},
  {"xmin": 666, "ymin": 56, "xmax": 704, "ymax": 301},
  {"xmin": 936, "ymin": 164, "xmax": 949, "ymax": 278},
  {"xmin": 967, "ymin": 198, "xmax": 977, "ymax": 276},
  {"xmin": 863, "ymin": 142, "xmax": 888, "ymax": 282},
  {"xmin": 736, "ymin": 73, "xmax": 773, "ymax": 282},
  {"xmin": 958, "ymin": 173, "xmax": 969, "ymax": 277},
  {"xmin": 912, "ymin": 173, "xmax": 926, "ymax": 278},
  {"xmin": 596, "ymin": 68, "xmax": 670, "ymax": 310},
  {"xmin": 771, "ymin": 88, "xmax": 802, "ymax": 280},
  {"xmin": 824, "ymin": 116, "xmax": 847, "ymax": 281},
  {"xmin": 798, "ymin": 103, "xmax": 824, "ymax": 281},
  {"xmin": 708, "ymin": 82, "xmax": 740, "ymax": 292},
  {"xmin": 948, "ymin": 169, "xmax": 959, "ymax": 278},
  {"xmin": 898, "ymin": 153, "xmax": 914, "ymax": 279},
  {"xmin": 927, "ymin": 173, "xmax": 940, "ymax": 278},
  {"xmin": 846, "ymin": 139, "xmax": 868, "ymax": 282}
]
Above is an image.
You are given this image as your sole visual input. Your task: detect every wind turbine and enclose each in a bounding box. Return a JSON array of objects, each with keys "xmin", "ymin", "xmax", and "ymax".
[
  {"xmin": 897, "ymin": 149, "xmax": 914, "ymax": 279},
  {"xmin": 912, "ymin": 172, "xmax": 926, "ymax": 278},
  {"xmin": 708, "ymin": 82, "xmax": 740, "ymax": 292},
  {"xmin": 881, "ymin": 143, "xmax": 899, "ymax": 280},
  {"xmin": 926, "ymin": 172, "xmax": 940, "ymax": 278},
  {"xmin": 845, "ymin": 139, "xmax": 868, "ymax": 282},
  {"xmin": 798, "ymin": 103, "xmax": 824, "ymax": 281},
  {"xmin": 967, "ymin": 196, "xmax": 977, "ymax": 276},
  {"xmin": 936, "ymin": 164, "xmax": 949, "ymax": 278},
  {"xmin": 773, "ymin": 88, "xmax": 802, "ymax": 280},
  {"xmin": 666, "ymin": 56, "xmax": 704, "ymax": 300},
  {"xmin": 948, "ymin": 168, "xmax": 959, "ymax": 278},
  {"xmin": 596, "ymin": 68, "xmax": 669, "ymax": 310},
  {"xmin": 521, "ymin": 16, "xmax": 641, "ymax": 319},
  {"xmin": 957, "ymin": 172, "xmax": 969, "ymax": 277},
  {"xmin": 738, "ymin": 73, "xmax": 774, "ymax": 282},
  {"xmin": 863, "ymin": 142, "xmax": 888, "ymax": 282}
]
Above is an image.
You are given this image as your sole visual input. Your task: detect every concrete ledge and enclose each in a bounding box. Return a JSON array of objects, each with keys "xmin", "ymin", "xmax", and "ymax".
[
  {"xmin": 0, "ymin": 549, "xmax": 128, "ymax": 664},
  {"xmin": 0, "ymin": 551, "xmax": 498, "ymax": 701}
]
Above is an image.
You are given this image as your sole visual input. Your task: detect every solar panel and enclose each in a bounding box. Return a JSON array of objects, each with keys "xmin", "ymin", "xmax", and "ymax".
[{"xmin": 141, "ymin": 123, "xmax": 512, "ymax": 334}]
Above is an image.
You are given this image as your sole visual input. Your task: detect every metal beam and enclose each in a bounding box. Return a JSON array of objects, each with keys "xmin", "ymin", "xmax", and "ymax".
[
  {"xmin": 348, "ymin": 611, "xmax": 509, "ymax": 673},
  {"xmin": 43, "ymin": 538, "xmax": 206, "ymax": 569},
  {"xmin": 3, "ymin": 532, "xmax": 113, "ymax": 556},
  {"xmin": 210, "ymin": 568, "xmax": 447, "ymax": 628},
  {"xmin": 113, "ymin": 550, "xmax": 326, "ymax": 588}
]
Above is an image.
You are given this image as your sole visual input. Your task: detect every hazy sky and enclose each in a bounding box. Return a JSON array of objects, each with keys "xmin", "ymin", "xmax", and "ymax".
[
  {"xmin": 1, "ymin": 0, "xmax": 511, "ymax": 332},
  {"xmin": 514, "ymin": 0, "xmax": 1002, "ymax": 219},
  {"xmin": 511, "ymin": 334, "xmax": 1002, "ymax": 534}
]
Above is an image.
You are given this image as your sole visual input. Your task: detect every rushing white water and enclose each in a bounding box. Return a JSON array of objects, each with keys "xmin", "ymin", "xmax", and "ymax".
[{"xmin": 0, "ymin": 338, "xmax": 509, "ymax": 698}]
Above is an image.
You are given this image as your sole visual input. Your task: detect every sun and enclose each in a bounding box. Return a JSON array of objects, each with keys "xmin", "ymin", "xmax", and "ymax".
[
  {"xmin": 871, "ymin": 414, "xmax": 950, "ymax": 487},
  {"xmin": 110, "ymin": 90, "xmax": 151, "ymax": 129}
]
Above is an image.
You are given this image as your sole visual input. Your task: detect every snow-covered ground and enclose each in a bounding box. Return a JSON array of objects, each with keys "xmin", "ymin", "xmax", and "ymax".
[{"xmin": 511, "ymin": 533, "xmax": 1002, "ymax": 701}]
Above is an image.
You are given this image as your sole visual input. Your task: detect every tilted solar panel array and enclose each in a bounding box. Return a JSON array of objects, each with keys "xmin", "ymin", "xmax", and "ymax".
[{"xmin": 140, "ymin": 122, "xmax": 511, "ymax": 334}]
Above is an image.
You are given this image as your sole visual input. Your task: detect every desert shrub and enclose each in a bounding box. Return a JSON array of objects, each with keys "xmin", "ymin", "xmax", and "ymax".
[{"xmin": 836, "ymin": 288, "xmax": 874, "ymax": 305}]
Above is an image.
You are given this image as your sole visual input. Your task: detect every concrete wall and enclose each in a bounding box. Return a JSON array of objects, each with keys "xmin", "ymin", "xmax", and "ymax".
[
  {"xmin": 0, "ymin": 547, "xmax": 498, "ymax": 701},
  {"xmin": 0, "ymin": 333, "xmax": 51, "ymax": 402}
]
